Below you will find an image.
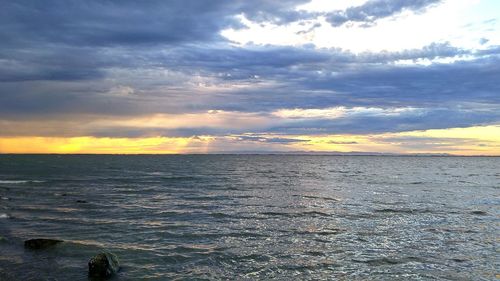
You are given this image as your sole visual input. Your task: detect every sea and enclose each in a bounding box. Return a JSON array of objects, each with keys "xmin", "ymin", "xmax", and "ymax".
[{"xmin": 0, "ymin": 155, "xmax": 498, "ymax": 280}]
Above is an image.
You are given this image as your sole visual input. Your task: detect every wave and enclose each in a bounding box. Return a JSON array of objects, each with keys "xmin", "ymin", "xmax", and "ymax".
[
  {"xmin": 352, "ymin": 256, "xmax": 424, "ymax": 266},
  {"xmin": 374, "ymin": 208, "xmax": 437, "ymax": 214},
  {"xmin": 293, "ymin": 194, "xmax": 339, "ymax": 202},
  {"xmin": 0, "ymin": 180, "xmax": 45, "ymax": 184},
  {"xmin": 261, "ymin": 210, "xmax": 332, "ymax": 218},
  {"xmin": 295, "ymin": 229, "xmax": 342, "ymax": 236}
]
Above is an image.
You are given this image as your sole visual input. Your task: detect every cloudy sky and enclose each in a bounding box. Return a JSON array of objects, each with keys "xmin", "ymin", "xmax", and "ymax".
[{"xmin": 0, "ymin": 0, "xmax": 499, "ymax": 154}]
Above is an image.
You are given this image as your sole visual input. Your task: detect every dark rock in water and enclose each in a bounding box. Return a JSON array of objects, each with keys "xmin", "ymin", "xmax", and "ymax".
[
  {"xmin": 470, "ymin": 210, "xmax": 487, "ymax": 215},
  {"xmin": 88, "ymin": 252, "xmax": 120, "ymax": 278},
  {"xmin": 24, "ymin": 238, "xmax": 63, "ymax": 249},
  {"xmin": 76, "ymin": 200, "xmax": 88, "ymax": 203}
]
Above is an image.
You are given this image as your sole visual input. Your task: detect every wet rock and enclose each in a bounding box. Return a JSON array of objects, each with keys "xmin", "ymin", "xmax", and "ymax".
[
  {"xmin": 88, "ymin": 252, "xmax": 120, "ymax": 278},
  {"xmin": 76, "ymin": 200, "xmax": 88, "ymax": 203},
  {"xmin": 24, "ymin": 238, "xmax": 63, "ymax": 249}
]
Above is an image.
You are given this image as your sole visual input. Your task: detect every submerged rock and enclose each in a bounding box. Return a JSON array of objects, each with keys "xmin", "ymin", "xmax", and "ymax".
[
  {"xmin": 24, "ymin": 238, "xmax": 63, "ymax": 249},
  {"xmin": 88, "ymin": 252, "xmax": 120, "ymax": 278}
]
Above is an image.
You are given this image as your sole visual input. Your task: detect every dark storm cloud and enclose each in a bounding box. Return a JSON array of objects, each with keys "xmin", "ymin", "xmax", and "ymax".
[{"xmin": 326, "ymin": 0, "xmax": 442, "ymax": 27}]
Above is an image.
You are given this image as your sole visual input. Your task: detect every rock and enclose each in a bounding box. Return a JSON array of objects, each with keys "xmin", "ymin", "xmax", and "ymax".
[
  {"xmin": 24, "ymin": 238, "xmax": 63, "ymax": 249},
  {"xmin": 76, "ymin": 200, "xmax": 88, "ymax": 203},
  {"xmin": 88, "ymin": 252, "xmax": 120, "ymax": 278}
]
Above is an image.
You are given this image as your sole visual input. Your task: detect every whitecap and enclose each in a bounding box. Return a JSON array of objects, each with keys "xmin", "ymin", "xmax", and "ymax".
[
  {"xmin": 0, "ymin": 180, "xmax": 45, "ymax": 184},
  {"xmin": 0, "ymin": 213, "xmax": 10, "ymax": 219}
]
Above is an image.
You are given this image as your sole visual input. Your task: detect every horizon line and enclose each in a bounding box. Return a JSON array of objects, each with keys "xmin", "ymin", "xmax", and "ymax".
[{"xmin": 1, "ymin": 152, "xmax": 499, "ymax": 157}]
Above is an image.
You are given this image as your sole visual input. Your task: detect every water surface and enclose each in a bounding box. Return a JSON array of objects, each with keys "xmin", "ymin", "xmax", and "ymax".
[{"xmin": 0, "ymin": 155, "xmax": 498, "ymax": 280}]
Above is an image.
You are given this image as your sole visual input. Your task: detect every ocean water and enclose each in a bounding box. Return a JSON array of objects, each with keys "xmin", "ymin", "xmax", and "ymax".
[{"xmin": 0, "ymin": 155, "xmax": 498, "ymax": 280}]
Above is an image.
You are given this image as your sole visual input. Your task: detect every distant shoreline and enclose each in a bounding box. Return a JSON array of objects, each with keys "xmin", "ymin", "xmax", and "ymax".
[{"xmin": 1, "ymin": 153, "xmax": 499, "ymax": 157}]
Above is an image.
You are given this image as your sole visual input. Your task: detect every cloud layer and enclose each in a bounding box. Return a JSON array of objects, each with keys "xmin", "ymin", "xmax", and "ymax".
[
  {"xmin": 0, "ymin": 0, "xmax": 499, "ymax": 153},
  {"xmin": 326, "ymin": 0, "xmax": 443, "ymax": 27}
]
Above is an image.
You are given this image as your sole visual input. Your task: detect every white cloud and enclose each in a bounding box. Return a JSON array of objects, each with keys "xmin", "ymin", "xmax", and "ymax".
[
  {"xmin": 296, "ymin": 0, "xmax": 369, "ymax": 12},
  {"xmin": 273, "ymin": 106, "xmax": 424, "ymax": 119},
  {"xmin": 222, "ymin": 0, "xmax": 499, "ymax": 54}
]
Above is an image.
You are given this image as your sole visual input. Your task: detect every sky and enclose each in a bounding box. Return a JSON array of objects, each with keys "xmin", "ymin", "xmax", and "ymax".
[{"xmin": 0, "ymin": 0, "xmax": 499, "ymax": 155}]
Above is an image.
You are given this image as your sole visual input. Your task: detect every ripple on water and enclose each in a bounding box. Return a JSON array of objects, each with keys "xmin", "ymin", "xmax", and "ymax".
[
  {"xmin": 0, "ymin": 155, "xmax": 498, "ymax": 280},
  {"xmin": 0, "ymin": 180, "xmax": 46, "ymax": 184},
  {"xmin": 352, "ymin": 256, "xmax": 425, "ymax": 266}
]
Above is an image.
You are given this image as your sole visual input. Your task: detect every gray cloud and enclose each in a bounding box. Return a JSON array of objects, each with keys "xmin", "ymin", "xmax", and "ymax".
[
  {"xmin": 326, "ymin": 0, "xmax": 442, "ymax": 27},
  {"xmin": 327, "ymin": 141, "xmax": 359, "ymax": 144},
  {"xmin": 0, "ymin": 0, "xmax": 310, "ymax": 48},
  {"xmin": 0, "ymin": 0, "xmax": 498, "ymax": 140},
  {"xmin": 1, "ymin": 47, "xmax": 498, "ymax": 136},
  {"xmin": 235, "ymin": 136, "xmax": 308, "ymax": 144},
  {"xmin": 261, "ymin": 108, "xmax": 500, "ymax": 135},
  {"xmin": 372, "ymin": 135, "xmax": 500, "ymax": 152}
]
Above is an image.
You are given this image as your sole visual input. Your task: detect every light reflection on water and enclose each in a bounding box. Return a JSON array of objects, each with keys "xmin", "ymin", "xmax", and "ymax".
[{"xmin": 0, "ymin": 155, "xmax": 498, "ymax": 280}]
